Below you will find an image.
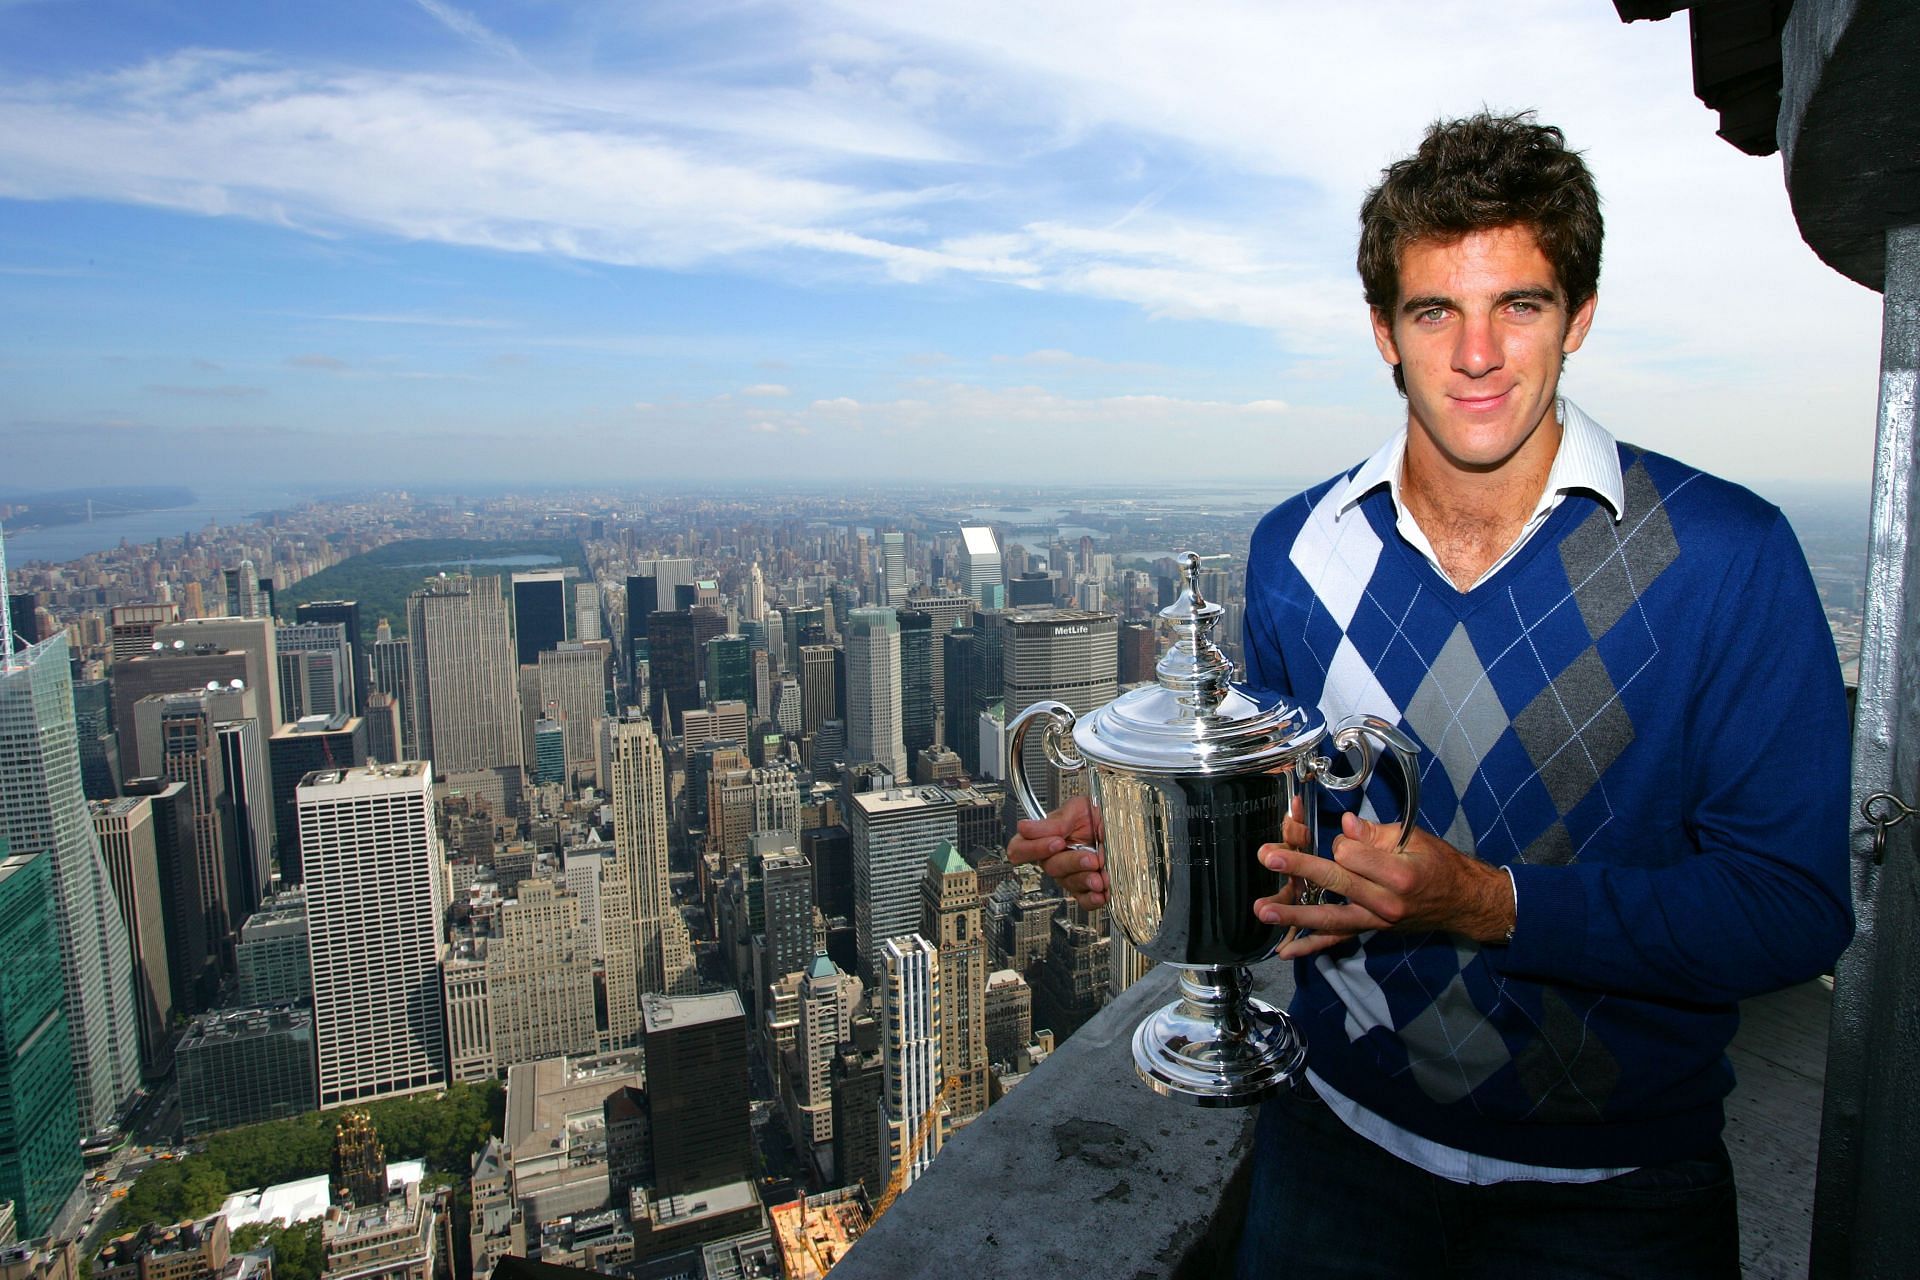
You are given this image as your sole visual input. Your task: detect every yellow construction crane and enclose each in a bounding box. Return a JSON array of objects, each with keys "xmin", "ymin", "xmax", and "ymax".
[{"xmin": 868, "ymin": 1074, "xmax": 959, "ymax": 1225}]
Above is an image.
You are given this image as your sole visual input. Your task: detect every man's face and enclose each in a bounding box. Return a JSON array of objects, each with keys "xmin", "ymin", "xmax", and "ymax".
[{"xmin": 1369, "ymin": 224, "xmax": 1597, "ymax": 475}]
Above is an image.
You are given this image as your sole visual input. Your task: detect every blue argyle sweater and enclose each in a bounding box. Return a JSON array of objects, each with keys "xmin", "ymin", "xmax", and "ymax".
[{"xmin": 1245, "ymin": 441, "xmax": 1852, "ymax": 1169}]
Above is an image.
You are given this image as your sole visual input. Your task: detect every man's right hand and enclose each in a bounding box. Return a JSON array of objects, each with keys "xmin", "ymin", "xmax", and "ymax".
[{"xmin": 1008, "ymin": 794, "xmax": 1106, "ymax": 910}]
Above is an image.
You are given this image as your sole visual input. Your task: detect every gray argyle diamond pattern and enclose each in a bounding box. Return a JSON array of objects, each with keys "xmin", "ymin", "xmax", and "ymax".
[
  {"xmin": 1560, "ymin": 458, "xmax": 1681, "ymax": 640},
  {"xmin": 1404, "ymin": 942, "xmax": 1513, "ymax": 1104},
  {"xmin": 1515, "ymin": 987, "xmax": 1622, "ymax": 1120},
  {"xmin": 1405, "ymin": 622, "xmax": 1509, "ymax": 811},
  {"xmin": 1513, "ymin": 647, "xmax": 1636, "ymax": 821}
]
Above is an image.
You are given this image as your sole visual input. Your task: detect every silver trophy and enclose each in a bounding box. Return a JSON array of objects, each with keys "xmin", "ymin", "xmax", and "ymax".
[{"xmin": 1008, "ymin": 552, "xmax": 1419, "ymax": 1106}]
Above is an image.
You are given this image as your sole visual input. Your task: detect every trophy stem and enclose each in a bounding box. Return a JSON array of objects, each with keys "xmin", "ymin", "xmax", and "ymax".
[{"xmin": 1131, "ymin": 964, "xmax": 1306, "ymax": 1107}]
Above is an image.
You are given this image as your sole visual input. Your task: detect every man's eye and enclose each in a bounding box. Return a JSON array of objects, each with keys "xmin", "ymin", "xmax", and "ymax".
[{"xmin": 1417, "ymin": 307, "xmax": 1448, "ymax": 323}]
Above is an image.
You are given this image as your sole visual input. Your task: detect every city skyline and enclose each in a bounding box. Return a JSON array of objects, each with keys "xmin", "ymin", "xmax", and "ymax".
[{"xmin": 0, "ymin": 2, "xmax": 1886, "ymax": 492}]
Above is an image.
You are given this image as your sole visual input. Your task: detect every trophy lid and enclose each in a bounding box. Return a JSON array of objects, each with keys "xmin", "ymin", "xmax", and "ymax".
[{"xmin": 1073, "ymin": 552, "xmax": 1325, "ymax": 775}]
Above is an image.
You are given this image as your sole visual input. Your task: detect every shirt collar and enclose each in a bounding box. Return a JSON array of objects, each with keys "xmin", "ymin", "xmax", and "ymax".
[{"xmin": 1333, "ymin": 397, "xmax": 1625, "ymax": 525}]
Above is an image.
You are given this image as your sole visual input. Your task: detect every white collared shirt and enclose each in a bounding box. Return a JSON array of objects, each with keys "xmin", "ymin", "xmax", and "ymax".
[{"xmin": 1333, "ymin": 398, "xmax": 1625, "ymax": 591}]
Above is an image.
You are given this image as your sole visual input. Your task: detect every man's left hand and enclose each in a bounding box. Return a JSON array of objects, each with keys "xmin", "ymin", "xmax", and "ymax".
[{"xmin": 1254, "ymin": 810, "xmax": 1516, "ymax": 959}]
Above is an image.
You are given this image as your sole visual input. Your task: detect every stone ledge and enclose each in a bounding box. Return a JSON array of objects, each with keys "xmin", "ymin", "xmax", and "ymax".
[
  {"xmin": 831, "ymin": 961, "xmax": 1293, "ymax": 1280},
  {"xmin": 834, "ymin": 965, "xmax": 1829, "ymax": 1279}
]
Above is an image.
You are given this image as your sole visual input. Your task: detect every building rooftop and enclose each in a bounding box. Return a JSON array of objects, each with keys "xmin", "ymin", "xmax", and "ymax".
[
  {"xmin": 960, "ymin": 527, "xmax": 999, "ymax": 556},
  {"xmin": 849, "ymin": 787, "xmax": 953, "ymax": 818},
  {"xmin": 929, "ymin": 839, "xmax": 968, "ymax": 876},
  {"xmin": 219, "ymin": 1161, "xmax": 424, "ymax": 1230},
  {"xmin": 1006, "ymin": 608, "xmax": 1113, "ymax": 626},
  {"xmin": 503, "ymin": 1051, "xmax": 646, "ymax": 1173},
  {"xmin": 643, "ymin": 1179, "xmax": 758, "ymax": 1230},
  {"xmin": 296, "ymin": 761, "xmax": 429, "ymax": 795},
  {"xmin": 641, "ymin": 989, "xmax": 743, "ymax": 1035},
  {"xmin": 178, "ymin": 1005, "xmax": 310, "ymax": 1047},
  {"xmin": 273, "ymin": 713, "xmax": 359, "ymax": 738}
]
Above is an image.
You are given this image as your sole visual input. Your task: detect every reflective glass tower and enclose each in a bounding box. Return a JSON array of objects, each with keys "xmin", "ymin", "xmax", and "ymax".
[
  {"xmin": 0, "ymin": 844, "xmax": 84, "ymax": 1237},
  {"xmin": 0, "ymin": 636, "xmax": 141, "ymax": 1133}
]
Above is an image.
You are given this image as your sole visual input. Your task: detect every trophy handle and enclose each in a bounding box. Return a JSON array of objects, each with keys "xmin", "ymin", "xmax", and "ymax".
[
  {"xmin": 1314, "ymin": 715, "xmax": 1423, "ymax": 856},
  {"xmin": 1006, "ymin": 700, "xmax": 1085, "ymax": 824}
]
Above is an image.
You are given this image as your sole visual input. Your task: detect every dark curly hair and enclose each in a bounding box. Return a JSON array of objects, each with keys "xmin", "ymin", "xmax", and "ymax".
[{"xmin": 1358, "ymin": 112, "xmax": 1603, "ymax": 392}]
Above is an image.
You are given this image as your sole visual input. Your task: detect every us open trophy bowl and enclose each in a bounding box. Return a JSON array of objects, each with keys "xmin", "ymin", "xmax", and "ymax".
[{"xmin": 1008, "ymin": 552, "xmax": 1419, "ymax": 1107}]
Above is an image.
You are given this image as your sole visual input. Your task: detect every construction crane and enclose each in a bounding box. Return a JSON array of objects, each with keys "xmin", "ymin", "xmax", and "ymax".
[{"xmin": 868, "ymin": 1074, "xmax": 960, "ymax": 1225}]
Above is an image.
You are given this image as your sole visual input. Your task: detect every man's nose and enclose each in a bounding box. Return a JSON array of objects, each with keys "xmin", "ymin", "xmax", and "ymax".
[{"xmin": 1452, "ymin": 313, "xmax": 1503, "ymax": 377}]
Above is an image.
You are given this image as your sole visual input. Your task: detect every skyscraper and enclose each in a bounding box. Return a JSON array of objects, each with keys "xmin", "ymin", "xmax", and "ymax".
[
  {"xmin": 831, "ymin": 1013, "xmax": 885, "ymax": 1197},
  {"xmin": 846, "ymin": 609, "xmax": 906, "ymax": 780},
  {"xmin": 267, "ymin": 713, "xmax": 369, "ymax": 882},
  {"xmin": 941, "ymin": 626, "xmax": 977, "ymax": 773},
  {"xmin": 71, "ymin": 675, "xmax": 119, "ymax": 801},
  {"xmin": 747, "ymin": 563, "xmax": 766, "ymax": 624},
  {"xmin": 789, "ymin": 954, "xmax": 856, "ymax": 1177},
  {"xmin": 364, "ymin": 692, "xmax": 403, "ymax": 766},
  {"xmin": 850, "ymin": 787, "xmax": 956, "ymax": 982},
  {"xmin": 0, "ymin": 635, "xmax": 141, "ymax": 1133},
  {"xmin": 643, "ymin": 991, "xmax": 752, "ymax": 1198},
  {"xmin": 109, "ymin": 601, "xmax": 180, "ymax": 666},
  {"xmin": 1003, "ymin": 608, "xmax": 1118, "ymax": 811},
  {"xmin": 294, "ymin": 601, "xmax": 368, "ymax": 716},
  {"xmin": 121, "ymin": 777, "xmax": 212, "ymax": 1015},
  {"xmin": 799, "ymin": 645, "xmax": 836, "ymax": 743},
  {"xmin": 274, "ymin": 622, "xmax": 352, "ymax": 722},
  {"xmin": 647, "ymin": 607, "xmax": 725, "ymax": 735},
  {"xmin": 369, "ymin": 621, "xmax": 413, "ymax": 758},
  {"xmin": 906, "ymin": 593, "xmax": 971, "ymax": 718},
  {"xmin": 897, "ymin": 609, "xmax": 935, "ymax": 761},
  {"xmin": 759, "ymin": 851, "xmax": 815, "ymax": 996},
  {"xmin": 608, "ymin": 718, "xmax": 696, "ymax": 1019},
  {"xmin": 156, "ymin": 616, "xmax": 280, "ymax": 736},
  {"xmin": 922, "ymin": 841, "xmax": 988, "ymax": 1126},
  {"xmin": 216, "ymin": 717, "xmax": 272, "ymax": 916},
  {"xmin": 709, "ymin": 765, "xmax": 800, "ymax": 872},
  {"xmin": 573, "ymin": 581, "xmax": 603, "ymax": 643},
  {"xmin": 487, "ymin": 879, "xmax": 598, "ymax": 1069},
  {"xmin": 879, "ymin": 934, "xmax": 946, "ymax": 1193},
  {"xmin": 537, "ymin": 641, "xmax": 611, "ymax": 782},
  {"xmin": 89, "ymin": 798, "xmax": 176, "ymax": 1078},
  {"xmin": 298, "ymin": 763, "xmax": 448, "ymax": 1107},
  {"xmin": 880, "ymin": 532, "xmax": 910, "ymax": 606},
  {"xmin": 405, "ymin": 574, "xmax": 523, "ymax": 782},
  {"xmin": 235, "ymin": 891, "xmax": 308, "ymax": 1007},
  {"xmin": 531, "ymin": 719, "xmax": 566, "ymax": 786},
  {"xmin": 706, "ymin": 632, "xmax": 753, "ymax": 710},
  {"xmin": 958, "ymin": 527, "xmax": 1004, "ymax": 609},
  {"xmin": 222, "ymin": 561, "xmax": 269, "ymax": 621},
  {"xmin": 510, "ymin": 571, "xmax": 570, "ymax": 667},
  {"xmin": 0, "ymin": 845, "xmax": 84, "ymax": 1238},
  {"xmin": 140, "ymin": 692, "xmax": 243, "ymax": 964}
]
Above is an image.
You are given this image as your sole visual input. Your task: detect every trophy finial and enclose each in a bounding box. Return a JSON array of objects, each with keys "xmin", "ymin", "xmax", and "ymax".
[
  {"xmin": 1181, "ymin": 551, "xmax": 1206, "ymax": 607},
  {"xmin": 1156, "ymin": 551, "xmax": 1231, "ymax": 708}
]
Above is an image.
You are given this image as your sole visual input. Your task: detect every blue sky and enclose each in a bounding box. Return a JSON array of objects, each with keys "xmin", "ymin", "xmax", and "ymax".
[{"xmin": 0, "ymin": 0, "xmax": 1885, "ymax": 492}]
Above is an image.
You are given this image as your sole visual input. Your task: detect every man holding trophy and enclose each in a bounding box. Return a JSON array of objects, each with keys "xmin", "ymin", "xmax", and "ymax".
[{"xmin": 1009, "ymin": 113, "xmax": 1853, "ymax": 1277}]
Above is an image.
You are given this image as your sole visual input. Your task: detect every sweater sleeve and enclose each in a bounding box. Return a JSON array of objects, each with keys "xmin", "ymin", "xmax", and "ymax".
[{"xmin": 1488, "ymin": 512, "xmax": 1854, "ymax": 1004}]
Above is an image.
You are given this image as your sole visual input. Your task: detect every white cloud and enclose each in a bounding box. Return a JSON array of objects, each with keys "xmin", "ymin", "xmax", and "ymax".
[
  {"xmin": 411, "ymin": 0, "xmax": 528, "ymax": 65},
  {"xmin": 741, "ymin": 383, "xmax": 791, "ymax": 397}
]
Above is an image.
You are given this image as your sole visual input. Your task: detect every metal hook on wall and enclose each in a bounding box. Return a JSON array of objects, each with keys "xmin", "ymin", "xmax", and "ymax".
[{"xmin": 1860, "ymin": 790, "xmax": 1918, "ymax": 865}]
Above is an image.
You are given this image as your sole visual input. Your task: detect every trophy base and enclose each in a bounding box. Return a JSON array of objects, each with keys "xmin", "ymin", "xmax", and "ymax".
[{"xmin": 1131, "ymin": 964, "xmax": 1306, "ymax": 1107}]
